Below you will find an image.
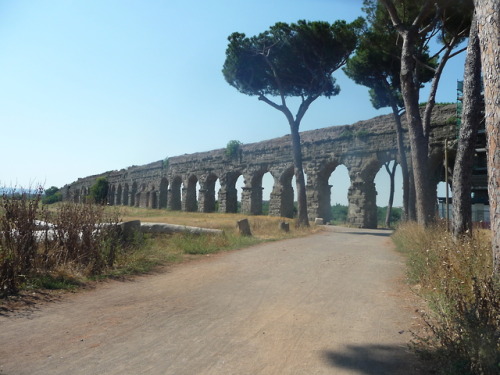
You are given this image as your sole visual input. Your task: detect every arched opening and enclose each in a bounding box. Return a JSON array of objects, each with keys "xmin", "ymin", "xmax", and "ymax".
[
  {"xmin": 159, "ymin": 178, "xmax": 168, "ymax": 209},
  {"xmin": 374, "ymin": 160, "xmax": 403, "ymax": 227},
  {"xmin": 169, "ymin": 176, "xmax": 182, "ymax": 211},
  {"xmin": 329, "ymin": 164, "xmax": 350, "ymax": 224},
  {"xmin": 261, "ymin": 172, "xmax": 273, "ymax": 215},
  {"xmin": 235, "ymin": 174, "xmax": 244, "ymax": 213},
  {"xmin": 214, "ymin": 178, "xmax": 221, "ymax": 212}
]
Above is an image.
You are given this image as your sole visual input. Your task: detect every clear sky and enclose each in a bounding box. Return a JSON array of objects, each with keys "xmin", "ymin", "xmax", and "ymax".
[{"xmin": 0, "ymin": 0, "xmax": 464, "ymax": 205}]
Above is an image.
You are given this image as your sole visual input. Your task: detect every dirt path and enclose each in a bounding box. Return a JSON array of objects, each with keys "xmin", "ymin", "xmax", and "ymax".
[{"xmin": 0, "ymin": 226, "xmax": 424, "ymax": 375}]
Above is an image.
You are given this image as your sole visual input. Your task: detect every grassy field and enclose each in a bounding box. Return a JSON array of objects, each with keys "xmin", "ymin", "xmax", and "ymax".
[{"xmin": 118, "ymin": 206, "xmax": 312, "ymax": 239}]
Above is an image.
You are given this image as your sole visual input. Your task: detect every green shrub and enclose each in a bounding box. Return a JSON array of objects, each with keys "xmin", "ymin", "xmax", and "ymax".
[
  {"xmin": 331, "ymin": 203, "xmax": 348, "ymax": 224},
  {"xmin": 42, "ymin": 186, "xmax": 62, "ymax": 204},
  {"xmin": 225, "ymin": 140, "xmax": 242, "ymax": 158},
  {"xmin": 89, "ymin": 177, "xmax": 109, "ymax": 205}
]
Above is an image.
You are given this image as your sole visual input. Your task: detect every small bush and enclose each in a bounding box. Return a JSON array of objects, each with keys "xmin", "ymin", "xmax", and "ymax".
[
  {"xmin": 413, "ymin": 277, "xmax": 499, "ymax": 375},
  {"xmin": 0, "ymin": 187, "xmax": 44, "ymax": 295},
  {"xmin": 0, "ymin": 189, "xmax": 121, "ymax": 296},
  {"xmin": 225, "ymin": 140, "xmax": 242, "ymax": 159},
  {"xmin": 42, "ymin": 186, "xmax": 62, "ymax": 205}
]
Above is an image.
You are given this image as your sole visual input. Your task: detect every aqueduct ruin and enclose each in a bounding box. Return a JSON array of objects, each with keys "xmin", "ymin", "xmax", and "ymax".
[{"xmin": 63, "ymin": 105, "xmax": 458, "ymax": 228}]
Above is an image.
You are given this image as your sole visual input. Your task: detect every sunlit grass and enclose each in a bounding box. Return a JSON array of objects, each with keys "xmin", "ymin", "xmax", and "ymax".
[
  {"xmin": 95, "ymin": 207, "xmax": 319, "ymax": 278},
  {"xmin": 392, "ymin": 222, "xmax": 499, "ymax": 374}
]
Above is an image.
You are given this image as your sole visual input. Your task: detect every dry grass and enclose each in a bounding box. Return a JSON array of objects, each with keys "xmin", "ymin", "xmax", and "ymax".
[
  {"xmin": 117, "ymin": 206, "xmax": 319, "ymax": 240},
  {"xmin": 1, "ymin": 196, "xmax": 320, "ymax": 298},
  {"xmin": 392, "ymin": 221, "xmax": 499, "ymax": 375},
  {"xmin": 392, "ymin": 221, "xmax": 493, "ymax": 293}
]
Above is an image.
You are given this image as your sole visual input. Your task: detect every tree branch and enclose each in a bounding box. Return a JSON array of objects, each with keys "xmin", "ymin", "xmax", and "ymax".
[
  {"xmin": 379, "ymin": 0, "xmax": 405, "ymax": 32},
  {"xmin": 449, "ymin": 46, "xmax": 467, "ymax": 59}
]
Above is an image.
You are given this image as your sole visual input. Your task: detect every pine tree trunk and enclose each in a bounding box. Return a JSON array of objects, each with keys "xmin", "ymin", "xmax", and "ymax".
[
  {"xmin": 474, "ymin": 0, "xmax": 500, "ymax": 275},
  {"xmin": 389, "ymin": 102, "xmax": 410, "ymax": 221},
  {"xmin": 290, "ymin": 123, "xmax": 309, "ymax": 227},
  {"xmin": 452, "ymin": 13, "xmax": 482, "ymax": 239},
  {"xmin": 399, "ymin": 30, "xmax": 435, "ymax": 226}
]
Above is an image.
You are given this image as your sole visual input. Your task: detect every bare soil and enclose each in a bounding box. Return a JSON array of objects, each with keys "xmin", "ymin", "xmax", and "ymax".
[{"xmin": 0, "ymin": 226, "xmax": 426, "ymax": 375}]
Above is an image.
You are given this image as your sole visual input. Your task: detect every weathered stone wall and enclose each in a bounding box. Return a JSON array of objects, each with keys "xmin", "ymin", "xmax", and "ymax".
[{"xmin": 63, "ymin": 105, "xmax": 457, "ymax": 228}]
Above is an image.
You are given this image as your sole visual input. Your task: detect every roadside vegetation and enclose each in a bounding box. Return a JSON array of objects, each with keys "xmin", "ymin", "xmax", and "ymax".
[
  {"xmin": 392, "ymin": 223, "xmax": 499, "ymax": 375},
  {"xmin": 0, "ymin": 189, "xmax": 315, "ymax": 299}
]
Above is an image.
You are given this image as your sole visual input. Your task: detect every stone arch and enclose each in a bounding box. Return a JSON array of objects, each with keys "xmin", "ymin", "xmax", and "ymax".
[
  {"xmin": 123, "ymin": 183, "xmax": 129, "ymax": 206},
  {"xmin": 148, "ymin": 184, "xmax": 158, "ymax": 209},
  {"xmin": 168, "ymin": 176, "xmax": 182, "ymax": 210},
  {"xmin": 373, "ymin": 152, "xmax": 401, "ymax": 210},
  {"xmin": 345, "ymin": 156, "xmax": 381, "ymax": 228},
  {"xmin": 305, "ymin": 159, "xmax": 346, "ymax": 223},
  {"xmin": 268, "ymin": 166, "xmax": 295, "ymax": 218},
  {"xmin": 81, "ymin": 187, "xmax": 89, "ymax": 203},
  {"xmin": 241, "ymin": 167, "xmax": 269, "ymax": 215},
  {"xmin": 159, "ymin": 178, "xmax": 168, "ymax": 209},
  {"xmin": 136, "ymin": 184, "xmax": 147, "ymax": 208},
  {"xmin": 183, "ymin": 175, "xmax": 198, "ymax": 212},
  {"xmin": 108, "ymin": 185, "xmax": 116, "ymax": 206},
  {"xmin": 218, "ymin": 171, "xmax": 241, "ymax": 213},
  {"xmin": 73, "ymin": 188, "xmax": 80, "ymax": 203},
  {"xmin": 130, "ymin": 182, "xmax": 138, "ymax": 207},
  {"xmin": 116, "ymin": 184, "xmax": 122, "ymax": 205},
  {"xmin": 198, "ymin": 173, "xmax": 218, "ymax": 213}
]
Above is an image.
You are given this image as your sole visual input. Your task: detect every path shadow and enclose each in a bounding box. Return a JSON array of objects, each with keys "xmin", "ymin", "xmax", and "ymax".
[
  {"xmin": 322, "ymin": 344, "xmax": 427, "ymax": 375},
  {"xmin": 340, "ymin": 231, "xmax": 393, "ymax": 237}
]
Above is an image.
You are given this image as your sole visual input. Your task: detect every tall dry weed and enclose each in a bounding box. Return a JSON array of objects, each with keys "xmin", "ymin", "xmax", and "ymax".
[
  {"xmin": 0, "ymin": 190, "xmax": 121, "ymax": 296},
  {"xmin": 393, "ymin": 222, "xmax": 499, "ymax": 374}
]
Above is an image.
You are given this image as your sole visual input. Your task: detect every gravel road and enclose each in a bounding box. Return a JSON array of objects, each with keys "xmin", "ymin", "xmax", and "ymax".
[{"xmin": 0, "ymin": 226, "xmax": 424, "ymax": 374}]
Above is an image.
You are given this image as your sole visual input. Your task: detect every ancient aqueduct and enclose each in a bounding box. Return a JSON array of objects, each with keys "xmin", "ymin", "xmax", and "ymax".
[{"xmin": 63, "ymin": 105, "xmax": 457, "ymax": 228}]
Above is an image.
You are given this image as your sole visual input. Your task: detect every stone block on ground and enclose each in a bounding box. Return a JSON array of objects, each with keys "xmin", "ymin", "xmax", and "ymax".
[
  {"xmin": 279, "ymin": 222, "xmax": 290, "ymax": 232},
  {"xmin": 237, "ymin": 219, "xmax": 252, "ymax": 236}
]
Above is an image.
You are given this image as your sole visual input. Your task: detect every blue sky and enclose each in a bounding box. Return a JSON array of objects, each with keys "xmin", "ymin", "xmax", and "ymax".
[{"xmin": 0, "ymin": 0, "xmax": 463, "ymax": 205}]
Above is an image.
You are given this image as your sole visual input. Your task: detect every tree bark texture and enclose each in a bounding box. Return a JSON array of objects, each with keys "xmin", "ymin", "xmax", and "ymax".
[
  {"xmin": 474, "ymin": 0, "xmax": 500, "ymax": 275},
  {"xmin": 389, "ymin": 104, "xmax": 410, "ymax": 220},
  {"xmin": 452, "ymin": 13, "xmax": 482, "ymax": 239},
  {"xmin": 290, "ymin": 123, "xmax": 310, "ymax": 227},
  {"xmin": 399, "ymin": 29, "xmax": 435, "ymax": 226}
]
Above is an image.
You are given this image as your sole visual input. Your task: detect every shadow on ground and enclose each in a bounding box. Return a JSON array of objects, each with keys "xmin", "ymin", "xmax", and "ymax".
[
  {"xmin": 339, "ymin": 231, "xmax": 393, "ymax": 237},
  {"xmin": 322, "ymin": 344, "xmax": 426, "ymax": 375}
]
